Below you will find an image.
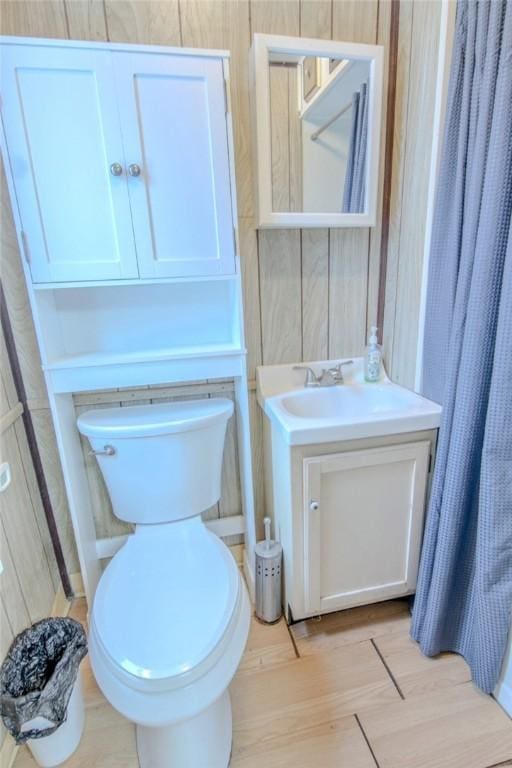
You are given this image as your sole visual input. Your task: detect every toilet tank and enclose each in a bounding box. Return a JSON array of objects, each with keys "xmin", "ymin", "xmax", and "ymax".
[{"xmin": 77, "ymin": 399, "xmax": 233, "ymax": 524}]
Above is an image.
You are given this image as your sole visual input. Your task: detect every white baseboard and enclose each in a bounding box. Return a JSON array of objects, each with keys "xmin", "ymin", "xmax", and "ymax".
[
  {"xmin": 495, "ymin": 679, "xmax": 512, "ymax": 718},
  {"xmin": 495, "ymin": 632, "xmax": 512, "ymax": 717},
  {"xmin": 69, "ymin": 571, "xmax": 85, "ymax": 599}
]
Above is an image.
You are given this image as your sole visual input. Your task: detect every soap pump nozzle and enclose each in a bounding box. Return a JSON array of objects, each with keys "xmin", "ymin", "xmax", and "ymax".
[{"xmin": 369, "ymin": 325, "xmax": 379, "ymax": 345}]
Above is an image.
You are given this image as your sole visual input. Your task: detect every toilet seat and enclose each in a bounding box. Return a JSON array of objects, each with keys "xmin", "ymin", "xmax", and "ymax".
[
  {"xmin": 88, "ymin": 568, "xmax": 250, "ymax": 729},
  {"xmin": 92, "ymin": 517, "xmax": 240, "ymax": 691}
]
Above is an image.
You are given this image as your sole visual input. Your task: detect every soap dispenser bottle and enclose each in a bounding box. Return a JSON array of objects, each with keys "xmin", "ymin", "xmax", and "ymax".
[{"xmin": 364, "ymin": 326, "xmax": 382, "ymax": 382}]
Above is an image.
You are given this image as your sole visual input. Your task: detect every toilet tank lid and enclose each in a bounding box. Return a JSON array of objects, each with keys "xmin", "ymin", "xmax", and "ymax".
[{"xmin": 77, "ymin": 398, "xmax": 233, "ymax": 439}]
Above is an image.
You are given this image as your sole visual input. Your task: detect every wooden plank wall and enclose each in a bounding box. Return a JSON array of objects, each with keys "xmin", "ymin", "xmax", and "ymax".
[
  {"xmin": 0, "ymin": 0, "xmax": 442, "ymax": 571},
  {"xmin": 270, "ymin": 63, "xmax": 302, "ymax": 212},
  {"xmin": 0, "ymin": 326, "xmax": 60, "ymax": 753},
  {"xmin": 383, "ymin": 0, "xmax": 442, "ymax": 387}
]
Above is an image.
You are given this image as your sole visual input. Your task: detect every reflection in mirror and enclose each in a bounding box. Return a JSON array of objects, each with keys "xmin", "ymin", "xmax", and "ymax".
[{"xmin": 268, "ymin": 53, "xmax": 371, "ymax": 214}]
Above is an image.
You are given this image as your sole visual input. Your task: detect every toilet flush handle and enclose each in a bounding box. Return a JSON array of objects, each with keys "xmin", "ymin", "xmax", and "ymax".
[{"xmin": 89, "ymin": 445, "xmax": 116, "ymax": 457}]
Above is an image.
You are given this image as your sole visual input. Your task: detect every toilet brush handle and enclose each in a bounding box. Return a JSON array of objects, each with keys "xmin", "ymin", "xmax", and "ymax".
[{"xmin": 263, "ymin": 517, "xmax": 271, "ymax": 550}]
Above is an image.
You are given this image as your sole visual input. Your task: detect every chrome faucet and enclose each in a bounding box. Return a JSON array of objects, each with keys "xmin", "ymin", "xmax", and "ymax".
[{"xmin": 293, "ymin": 361, "xmax": 353, "ymax": 387}]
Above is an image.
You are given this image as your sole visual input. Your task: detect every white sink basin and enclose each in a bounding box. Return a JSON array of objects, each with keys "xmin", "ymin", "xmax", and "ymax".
[
  {"xmin": 280, "ymin": 384, "xmax": 422, "ymax": 419},
  {"xmin": 257, "ymin": 357, "xmax": 442, "ymax": 445}
]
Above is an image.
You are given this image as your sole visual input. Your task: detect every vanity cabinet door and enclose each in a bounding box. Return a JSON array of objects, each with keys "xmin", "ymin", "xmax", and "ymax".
[
  {"xmin": 303, "ymin": 442, "xmax": 430, "ymax": 615},
  {"xmin": 113, "ymin": 52, "xmax": 235, "ymax": 278},
  {"xmin": 0, "ymin": 45, "xmax": 139, "ymax": 283}
]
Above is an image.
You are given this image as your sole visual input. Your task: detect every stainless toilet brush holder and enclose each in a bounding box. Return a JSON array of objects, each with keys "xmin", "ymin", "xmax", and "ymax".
[{"xmin": 255, "ymin": 517, "xmax": 283, "ymax": 624}]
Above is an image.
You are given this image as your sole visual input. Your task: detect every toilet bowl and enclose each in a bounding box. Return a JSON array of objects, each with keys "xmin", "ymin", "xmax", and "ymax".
[{"xmin": 77, "ymin": 399, "xmax": 251, "ymax": 768}]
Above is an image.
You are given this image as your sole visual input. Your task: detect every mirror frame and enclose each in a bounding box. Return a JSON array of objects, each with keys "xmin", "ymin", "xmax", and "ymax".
[{"xmin": 250, "ymin": 33, "xmax": 384, "ymax": 229}]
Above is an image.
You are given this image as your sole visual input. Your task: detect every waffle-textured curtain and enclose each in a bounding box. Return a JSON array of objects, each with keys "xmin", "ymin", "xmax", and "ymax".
[
  {"xmin": 411, "ymin": 0, "xmax": 512, "ymax": 693},
  {"xmin": 342, "ymin": 81, "xmax": 368, "ymax": 213}
]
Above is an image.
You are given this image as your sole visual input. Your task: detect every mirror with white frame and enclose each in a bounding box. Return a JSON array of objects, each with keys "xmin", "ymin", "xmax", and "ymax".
[{"xmin": 250, "ymin": 34, "xmax": 384, "ymax": 228}]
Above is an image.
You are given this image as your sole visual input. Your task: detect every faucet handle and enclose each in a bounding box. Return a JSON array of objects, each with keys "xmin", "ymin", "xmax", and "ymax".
[
  {"xmin": 326, "ymin": 359, "xmax": 354, "ymax": 384},
  {"xmin": 331, "ymin": 359, "xmax": 354, "ymax": 371},
  {"xmin": 319, "ymin": 368, "xmax": 337, "ymax": 385},
  {"xmin": 329, "ymin": 359, "xmax": 353, "ymax": 375},
  {"xmin": 293, "ymin": 365, "xmax": 318, "ymax": 387}
]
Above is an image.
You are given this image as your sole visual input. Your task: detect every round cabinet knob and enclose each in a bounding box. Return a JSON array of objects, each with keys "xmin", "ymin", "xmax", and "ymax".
[
  {"xmin": 128, "ymin": 163, "xmax": 141, "ymax": 177},
  {"xmin": 310, "ymin": 501, "xmax": 320, "ymax": 511},
  {"xmin": 110, "ymin": 162, "xmax": 123, "ymax": 176}
]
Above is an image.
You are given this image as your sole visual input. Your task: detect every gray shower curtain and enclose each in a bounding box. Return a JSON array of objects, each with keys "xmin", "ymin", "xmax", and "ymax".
[
  {"xmin": 411, "ymin": 0, "xmax": 512, "ymax": 693},
  {"xmin": 342, "ymin": 81, "xmax": 368, "ymax": 213}
]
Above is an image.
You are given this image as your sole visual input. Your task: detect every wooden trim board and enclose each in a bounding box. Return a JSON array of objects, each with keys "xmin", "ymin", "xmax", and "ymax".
[
  {"xmin": 414, "ymin": 0, "xmax": 457, "ymax": 391},
  {"xmin": 376, "ymin": 0, "xmax": 400, "ymax": 341}
]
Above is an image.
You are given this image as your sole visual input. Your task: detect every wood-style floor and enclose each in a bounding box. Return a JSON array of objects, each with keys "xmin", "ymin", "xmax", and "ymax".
[{"xmin": 14, "ymin": 597, "xmax": 512, "ymax": 768}]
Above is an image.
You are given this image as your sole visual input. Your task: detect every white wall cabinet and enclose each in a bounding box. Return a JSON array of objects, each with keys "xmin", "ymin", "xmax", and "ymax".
[
  {"xmin": 1, "ymin": 45, "xmax": 138, "ymax": 283},
  {"xmin": 1, "ymin": 43, "xmax": 235, "ymax": 283},
  {"xmin": 1, "ymin": 37, "xmax": 256, "ymax": 604},
  {"xmin": 303, "ymin": 442, "xmax": 430, "ymax": 615},
  {"xmin": 114, "ymin": 53, "xmax": 235, "ymax": 279}
]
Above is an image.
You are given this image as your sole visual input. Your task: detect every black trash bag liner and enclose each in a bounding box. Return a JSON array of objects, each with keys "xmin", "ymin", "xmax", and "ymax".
[{"xmin": 0, "ymin": 618, "xmax": 87, "ymax": 745}]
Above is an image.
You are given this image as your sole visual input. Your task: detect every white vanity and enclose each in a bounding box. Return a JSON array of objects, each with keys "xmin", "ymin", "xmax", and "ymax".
[{"xmin": 257, "ymin": 359, "xmax": 442, "ymax": 622}]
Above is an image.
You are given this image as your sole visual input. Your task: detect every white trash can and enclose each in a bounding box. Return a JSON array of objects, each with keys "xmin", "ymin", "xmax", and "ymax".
[
  {"xmin": 25, "ymin": 673, "xmax": 85, "ymax": 767},
  {"xmin": 0, "ymin": 617, "xmax": 87, "ymax": 768}
]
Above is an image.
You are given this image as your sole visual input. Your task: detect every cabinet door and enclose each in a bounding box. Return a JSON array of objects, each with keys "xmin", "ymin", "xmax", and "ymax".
[
  {"xmin": 303, "ymin": 442, "xmax": 430, "ymax": 615},
  {"xmin": 113, "ymin": 52, "xmax": 235, "ymax": 278},
  {"xmin": 1, "ymin": 45, "xmax": 138, "ymax": 283}
]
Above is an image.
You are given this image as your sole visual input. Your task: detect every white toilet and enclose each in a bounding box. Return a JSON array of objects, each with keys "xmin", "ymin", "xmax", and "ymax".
[{"xmin": 77, "ymin": 398, "xmax": 251, "ymax": 768}]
